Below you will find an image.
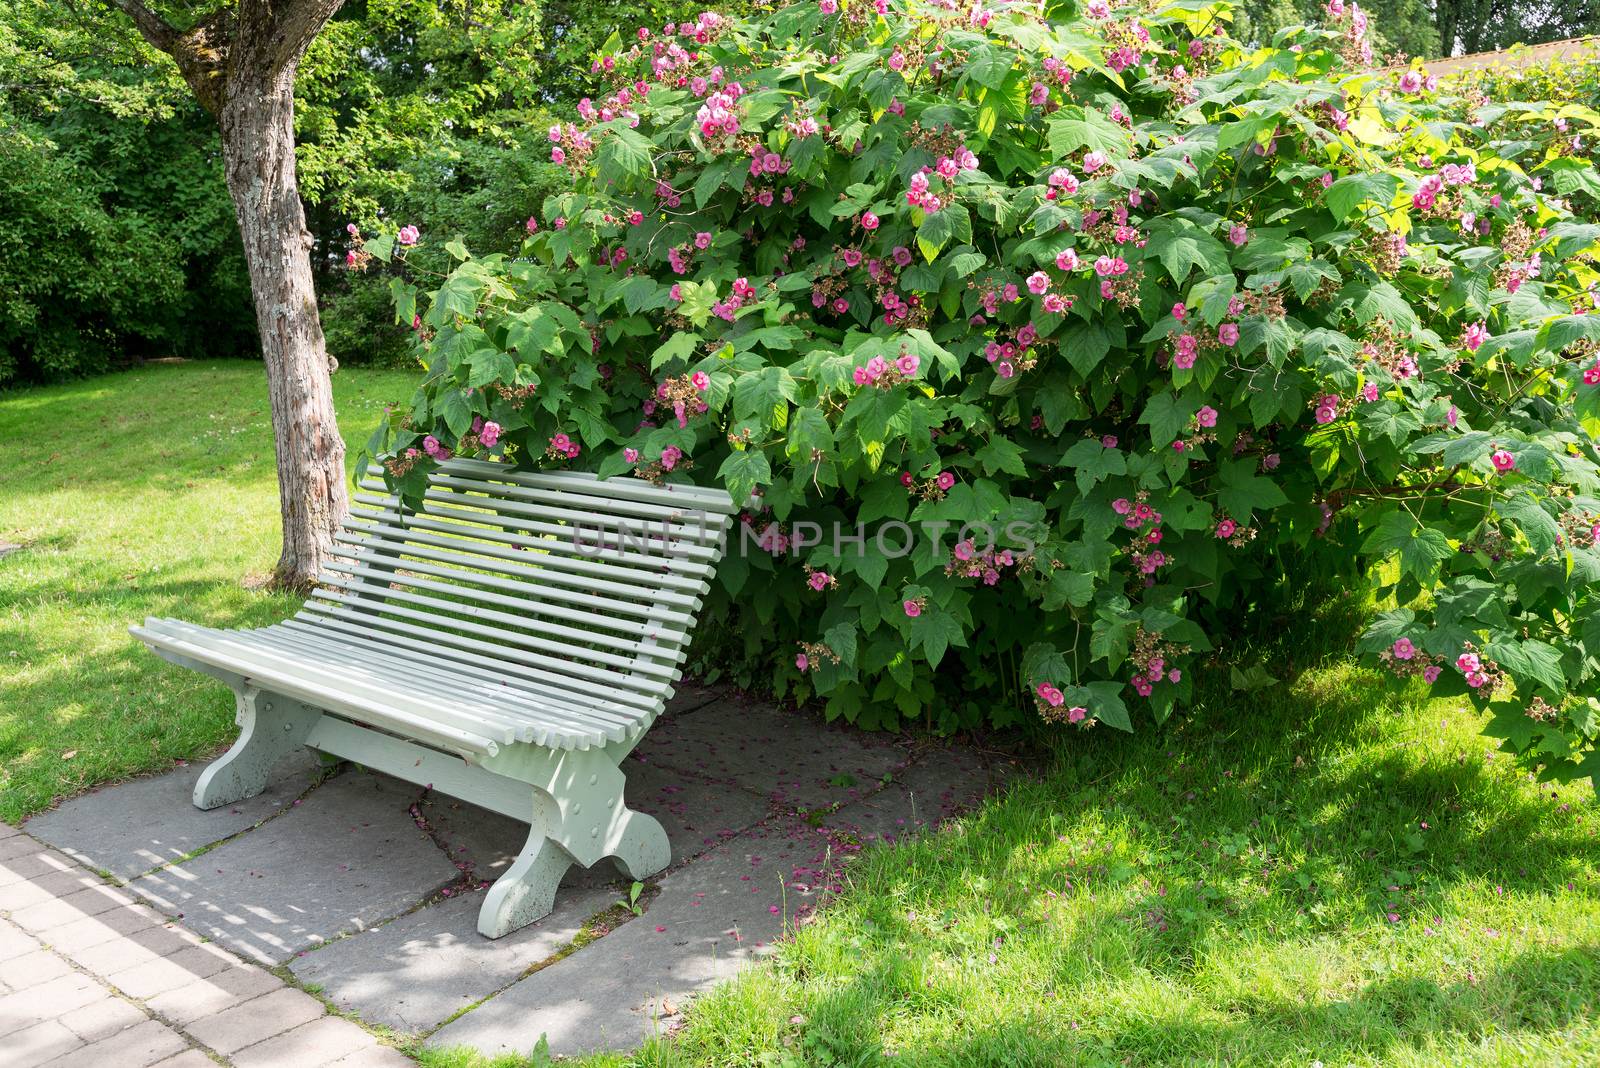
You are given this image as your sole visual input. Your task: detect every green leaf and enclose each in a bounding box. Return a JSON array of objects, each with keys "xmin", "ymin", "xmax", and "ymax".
[
  {"xmin": 1140, "ymin": 391, "xmax": 1189, "ymax": 448},
  {"xmin": 1486, "ymin": 638, "xmax": 1566, "ymax": 695},
  {"xmin": 1361, "ymin": 511, "xmax": 1453, "ymax": 584},
  {"xmin": 1046, "ymin": 106, "xmax": 1130, "ymax": 159},
  {"xmin": 975, "ymin": 436, "xmax": 1028, "ymax": 476},
  {"xmin": 1216, "ymin": 460, "xmax": 1287, "ymax": 520},
  {"xmin": 1145, "ymin": 218, "xmax": 1232, "ymax": 284},
  {"xmin": 1061, "ymin": 438, "xmax": 1127, "ymax": 493},
  {"xmin": 650, "ymin": 331, "xmax": 700, "ymax": 370},
  {"xmin": 1324, "ymin": 172, "xmax": 1400, "ymax": 220},
  {"xmin": 718, "ymin": 448, "xmax": 771, "ymax": 503}
]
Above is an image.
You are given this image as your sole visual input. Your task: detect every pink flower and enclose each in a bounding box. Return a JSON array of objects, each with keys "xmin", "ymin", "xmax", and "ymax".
[
  {"xmin": 479, "ymin": 421, "xmax": 501, "ymax": 448},
  {"xmin": 1172, "ymin": 303, "xmax": 1187, "ymax": 320},
  {"xmin": 1392, "ymin": 638, "xmax": 1415, "ymax": 660},
  {"xmin": 1456, "ymin": 652, "xmax": 1481, "ymax": 674},
  {"xmin": 1196, "ymin": 405, "xmax": 1218, "ymax": 428},
  {"xmin": 1036, "ymin": 683, "xmax": 1065, "ymax": 707},
  {"xmin": 624, "ymin": 448, "xmax": 640, "ymax": 463},
  {"xmin": 1102, "ymin": 435, "xmax": 1118, "ymax": 448},
  {"xmin": 1490, "ymin": 449, "xmax": 1515, "ymax": 473},
  {"xmin": 1215, "ymin": 518, "xmax": 1237, "ymax": 539},
  {"xmin": 691, "ymin": 371, "xmax": 711, "ymax": 392},
  {"xmin": 1055, "ymin": 248, "xmax": 1080, "ymax": 271},
  {"xmin": 897, "ymin": 353, "xmax": 920, "ymax": 376},
  {"xmin": 1315, "ymin": 404, "xmax": 1337, "ymax": 425},
  {"xmin": 808, "ymin": 571, "xmax": 831, "ymax": 591},
  {"xmin": 1083, "ymin": 151, "xmax": 1106, "ymax": 173},
  {"xmin": 1228, "ymin": 223, "xmax": 1249, "ymax": 246},
  {"xmin": 397, "ymin": 225, "xmax": 420, "ymax": 246},
  {"xmin": 1422, "ymin": 665, "xmax": 1442, "ymax": 683},
  {"xmin": 1112, "ymin": 498, "xmax": 1132, "ymax": 515},
  {"xmin": 1067, "ymin": 706, "xmax": 1087, "ymax": 723},
  {"xmin": 1218, "ymin": 323, "xmax": 1240, "ymax": 347},
  {"xmin": 796, "ymin": 653, "xmax": 810, "ymax": 671},
  {"xmin": 903, "ymin": 600, "xmax": 922, "ymax": 618},
  {"xmin": 860, "ymin": 212, "xmax": 880, "ymax": 231},
  {"xmin": 1027, "ymin": 271, "xmax": 1051, "ymax": 295},
  {"xmin": 1464, "ymin": 321, "xmax": 1488, "ymax": 351},
  {"xmin": 935, "ymin": 471, "xmax": 955, "ymax": 491}
]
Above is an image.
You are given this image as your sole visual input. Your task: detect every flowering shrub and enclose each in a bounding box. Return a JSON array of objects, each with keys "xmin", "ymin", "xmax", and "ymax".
[{"xmin": 362, "ymin": 1, "xmax": 1600, "ymax": 786}]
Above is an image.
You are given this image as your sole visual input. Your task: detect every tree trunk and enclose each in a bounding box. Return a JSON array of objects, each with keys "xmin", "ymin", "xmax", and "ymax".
[{"xmin": 219, "ymin": 69, "xmax": 348, "ymax": 592}]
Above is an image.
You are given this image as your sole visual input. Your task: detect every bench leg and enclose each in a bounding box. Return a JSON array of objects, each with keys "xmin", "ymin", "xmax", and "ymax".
[
  {"xmin": 607, "ymin": 806, "xmax": 671, "ymax": 882},
  {"xmin": 194, "ymin": 688, "xmax": 319, "ymax": 811},
  {"xmin": 478, "ymin": 797, "xmax": 575, "ymax": 938}
]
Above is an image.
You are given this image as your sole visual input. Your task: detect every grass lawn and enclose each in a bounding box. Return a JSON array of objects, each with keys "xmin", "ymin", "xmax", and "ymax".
[
  {"xmin": 0, "ymin": 359, "xmax": 416, "ymax": 822},
  {"xmin": 4, "ymin": 363, "xmax": 1598, "ymax": 1066}
]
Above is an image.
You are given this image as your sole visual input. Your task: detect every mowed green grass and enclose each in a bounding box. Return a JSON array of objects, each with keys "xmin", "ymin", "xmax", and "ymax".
[
  {"xmin": 0, "ymin": 360, "xmax": 416, "ymax": 822},
  {"xmin": 428, "ymin": 624, "xmax": 1600, "ymax": 1065},
  {"xmin": 2, "ymin": 363, "xmax": 1597, "ymax": 1066}
]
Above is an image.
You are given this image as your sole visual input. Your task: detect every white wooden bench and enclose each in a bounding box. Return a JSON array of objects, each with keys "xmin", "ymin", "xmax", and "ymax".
[{"xmin": 130, "ymin": 457, "xmax": 736, "ymax": 938}]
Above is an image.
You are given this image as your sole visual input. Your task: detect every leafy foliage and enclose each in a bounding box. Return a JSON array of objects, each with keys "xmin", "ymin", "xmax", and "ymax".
[{"xmin": 251, "ymin": 1, "xmax": 1600, "ymax": 788}]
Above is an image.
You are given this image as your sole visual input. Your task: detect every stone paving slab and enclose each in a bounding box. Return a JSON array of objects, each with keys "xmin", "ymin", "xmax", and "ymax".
[
  {"xmin": 128, "ymin": 770, "xmax": 457, "ymax": 964},
  {"xmin": 425, "ymin": 817, "xmax": 808, "ymax": 1057},
  {"xmin": 26, "ymin": 750, "xmax": 324, "ymax": 880},
  {"xmin": 287, "ymin": 882, "xmax": 617, "ymax": 1033},
  {"xmin": 636, "ymin": 695, "xmax": 909, "ymax": 809},
  {"xmin": 419, "ymin": 755, "xmax": 773, "ymax": 893},
  {"xmin": 423, "ymin": 741, "xmax": 1009, "ymax": 1058}
]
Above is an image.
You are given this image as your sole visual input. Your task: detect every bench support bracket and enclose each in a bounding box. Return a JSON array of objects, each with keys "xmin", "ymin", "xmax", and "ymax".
[
  {"xmin": 477, "ymin": 739, "xmax": 670, "ymax": 938},
  {"xmin": 194, "ymin": 687, "xmax": 321, "ymax": 810}
]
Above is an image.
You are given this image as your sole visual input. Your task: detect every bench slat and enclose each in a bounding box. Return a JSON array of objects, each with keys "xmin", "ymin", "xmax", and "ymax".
[
  {"xmin": 308, "ymin": 576, "xmax": 687, "ymax": 674},
  {"xmin": 277, "ymin": 619, "xmax": 660, "ymax": 734},
  {"xmin": 348, "ymin": 490, "xmax": 724, "ymax": 574},
  {"xmin": 251, "ymin": 626, "xmax": 639, "ymax": 746},
  {"xmin": 132, "ymin": 620, "xmax": 510, "ymax": 756},
  {"xmin": 327, "ymin": 529, "xmax": 700, "ymax": 625},
  {"xmin": 355, "ymin": 478, "xmax": 730, "ymax": 552},
  {"xmin": 319, "ymin": 553, "xmax": 693, "ymax": 650},
  {"xmin": 285, "ymin": 612, "xmax": 661, "ymax": 713},
  {"xmin": 414, "ymin": 459, "xmax": 741, "ymax": 513},
  {"xmin": 298, "ymin": 594, "xmax": 681, "ymax": 699},
  {"xmin": 345, "ymin": 507, "xmax": 714, "ymax": 596}
]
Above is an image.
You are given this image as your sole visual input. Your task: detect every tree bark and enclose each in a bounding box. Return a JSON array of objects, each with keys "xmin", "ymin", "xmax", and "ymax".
[
  {"xmin": 106, "ymin": 0, "xmax": 348, "ymax": 592},
  {"xmin": 219, "ymin": 68, "xmax": 348, "ymax": 591}
]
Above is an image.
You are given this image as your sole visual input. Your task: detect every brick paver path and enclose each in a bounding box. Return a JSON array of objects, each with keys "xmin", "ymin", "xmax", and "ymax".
[{"xmin": 0, "ymin": 821, "xmax": 413, "ymax": 1068}]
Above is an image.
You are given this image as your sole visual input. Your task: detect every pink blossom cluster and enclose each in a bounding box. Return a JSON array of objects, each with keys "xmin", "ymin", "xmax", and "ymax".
[
  {"xmin": 904, "ymin": 148, "xmax": 979, "ymax": 214},
  {"xmin": 1129, "ymin": 655, "xmax": 1180, "ymax": 698},
  {"xmin": 712, "ymin": 277, "xmax": 759, "ymax": 322},
  {"xmin": 853, "ymin": 352, "xmax": 920, "ymax": 387},
  {"xmin": 1386, "ymin": 638, "xmax": 1443, "ymax": 682},
  {"xmin": 1455, "ymin": 650, "xmax": 1498, "ymax": 690},
  {"xmin": 547, "ymin": 123, "xmax": 594, "ymax": 167},
  {"xmin": 946, "ymin": 539, "xmax": 1020, "ymax": 586},
  {"xmin": 546, "ymin": 433, "xmax": 581, "ymax": 460},
  {"xmin": 1035, "ymin": 682, "xmax": 1088, "ymax": 723},
  {"xmin": 982, "ymin": 322, "xmax": 1039, "ymax": 379},
  {"xmin": 695, "ymin": 83, "xmax": 746, "ymax": 149}
]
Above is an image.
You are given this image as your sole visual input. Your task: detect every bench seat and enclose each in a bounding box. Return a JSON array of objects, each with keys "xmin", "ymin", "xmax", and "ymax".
[{"xmin": 130, "ymin": 458, "xmax": 737, "ymax": 937}]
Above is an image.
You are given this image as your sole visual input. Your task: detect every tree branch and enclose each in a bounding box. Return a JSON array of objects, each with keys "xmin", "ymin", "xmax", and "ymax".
[
  {"xmin": 101, "ymin": 0, "xmax": 178, "ymax": 54},
  {"xmin": 235, "ymin": 0, "xmax": 348, "ymax": 71}
]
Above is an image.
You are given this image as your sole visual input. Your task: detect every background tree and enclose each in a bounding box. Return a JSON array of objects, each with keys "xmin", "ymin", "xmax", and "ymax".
[
  {"xmin": 1235, "ymin": 0, "xmax": 1600, "ymax": 57},
  {"xmin": 92, "ymin": 0, "xmax": 350, "ymax": 590}
]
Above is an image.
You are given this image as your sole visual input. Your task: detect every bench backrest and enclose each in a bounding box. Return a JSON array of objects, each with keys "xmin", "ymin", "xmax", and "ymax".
[{"xmin": 299, "ymin": 458, "xmax": 737, "ymax": 726}]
